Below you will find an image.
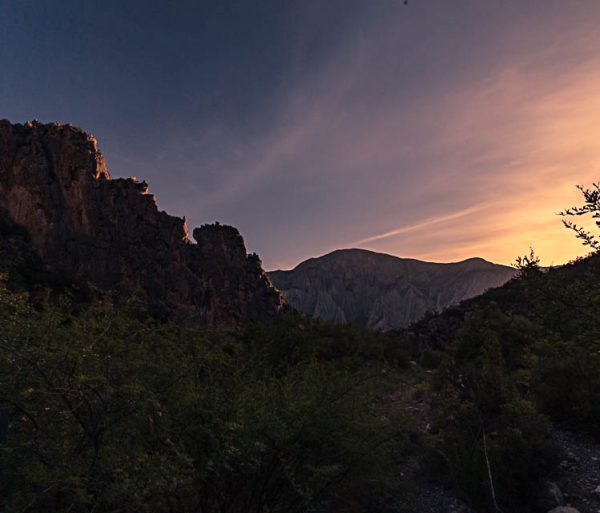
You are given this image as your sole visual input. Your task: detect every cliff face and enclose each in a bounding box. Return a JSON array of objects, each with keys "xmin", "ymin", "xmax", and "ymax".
[
  {"xmin": 0, "ymin": 120, "xmax": 285, "ymax": 326},
  {"xmin": 268, "ymin": 249, "xmax": 516, "ymax": 331}
]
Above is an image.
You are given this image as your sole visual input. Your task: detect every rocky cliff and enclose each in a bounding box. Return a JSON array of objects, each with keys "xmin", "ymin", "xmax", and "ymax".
[
  {"xmin": 268, "ymin": 249, "xmax": 516, "ymax": 330},
  {"xmin": 0, "ymin": 119, "xmax": 285, "ymax": 326}
]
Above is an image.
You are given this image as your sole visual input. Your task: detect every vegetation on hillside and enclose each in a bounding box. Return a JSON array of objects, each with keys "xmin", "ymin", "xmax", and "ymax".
[
  {"xmin": 414, "ymin": 184, "xmax": 600, "ymax": 512},
  {"xmin": 1, "ymin": 184, "xmax": 599, "ymax": 513},
  {"xmin": 0, "ymin": 284, "xmax": 412, "ymax": 513}
]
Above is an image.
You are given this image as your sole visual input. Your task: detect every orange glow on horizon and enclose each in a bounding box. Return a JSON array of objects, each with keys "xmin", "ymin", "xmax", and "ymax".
[{"xmin": 348, "ymin": 48, "xmax": 600, "ymax": 267}]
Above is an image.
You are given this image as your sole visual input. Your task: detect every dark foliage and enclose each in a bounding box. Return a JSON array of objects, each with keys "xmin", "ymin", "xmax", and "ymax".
[
  {"xmin": 0, "ymin": 284, "xmax": 410, "ymax": 513},
  {"xmin": 419, "ymin": 248, "xmax": 600, "ymax": 512}
]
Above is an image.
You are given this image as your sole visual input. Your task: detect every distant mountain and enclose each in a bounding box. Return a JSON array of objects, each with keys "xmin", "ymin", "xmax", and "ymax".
[{"xmin": 268, "ymin": 249, "xmax": 516, "ymax": 331}]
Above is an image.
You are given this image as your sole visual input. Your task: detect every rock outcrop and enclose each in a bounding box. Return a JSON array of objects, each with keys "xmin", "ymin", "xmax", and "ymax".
[
  {"xmin": 268, "ymin": 249, "xmax": 516, "ymax": 331},
  {"xmin": 0, "ymin": 120, "xmax": 285, "ymax": 326}
]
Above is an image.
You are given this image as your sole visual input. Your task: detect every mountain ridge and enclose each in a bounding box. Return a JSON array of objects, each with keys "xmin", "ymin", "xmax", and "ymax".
[
  {"xmin": 0, "ymin": 119, "xmax": 285, "ymax": 326},
  {"xmin": 268, "ymin": 248, "xmax": 516, "ymax": 331},
  {"xmin": 270, "ymin": 248, "xmax": 506, "ymax": 273}
]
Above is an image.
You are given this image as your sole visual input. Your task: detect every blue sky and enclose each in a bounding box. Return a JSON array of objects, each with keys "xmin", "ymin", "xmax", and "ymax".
[{"xmin": 2, "ymin": 1, "xmax": 600, "ymax": 269}]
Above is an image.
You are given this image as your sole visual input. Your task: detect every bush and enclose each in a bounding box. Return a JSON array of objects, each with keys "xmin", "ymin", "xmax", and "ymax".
[
  {"xmin": 427, "ymin": 306, "xmax": 558, "ymax": 512},
  {"xmin": 0, "ymin": 284, "xmax": 408, "ymax": 513}
]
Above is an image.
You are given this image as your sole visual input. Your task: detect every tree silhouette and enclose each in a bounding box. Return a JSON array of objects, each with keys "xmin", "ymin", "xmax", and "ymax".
[{"xmin": 559, "ymin": 183, "xmax": 600, "ymax": 252}]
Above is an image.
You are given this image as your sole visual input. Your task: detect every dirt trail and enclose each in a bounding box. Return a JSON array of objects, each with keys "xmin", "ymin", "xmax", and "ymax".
[{"xmin": 551, "ymin": 427, "xmax": 600, "ymax": 513}]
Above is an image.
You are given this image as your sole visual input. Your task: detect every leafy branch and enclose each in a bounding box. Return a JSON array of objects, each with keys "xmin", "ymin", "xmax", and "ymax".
[{"xmin": 559, "ymin": 183, "xmax": 600, "ymax": 252}]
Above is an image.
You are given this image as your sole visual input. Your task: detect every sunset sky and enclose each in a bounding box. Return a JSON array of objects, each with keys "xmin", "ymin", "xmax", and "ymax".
[{"xmin": 2, "ymin": 0, "xmax": 600, "ymax": 269}]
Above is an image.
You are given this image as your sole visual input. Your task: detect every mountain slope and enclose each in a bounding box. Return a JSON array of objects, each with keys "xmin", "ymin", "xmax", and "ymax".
[
  {"xmin": 403, "ymin": 250, "xmax": 600, "ymax": 512},
  {"xmin": 268, "ymin": 248, "xmax": 516, "ymax": 330},
  {"xmin": 0, "ymin": 119, "xmax": 285, "ymax": 326}
]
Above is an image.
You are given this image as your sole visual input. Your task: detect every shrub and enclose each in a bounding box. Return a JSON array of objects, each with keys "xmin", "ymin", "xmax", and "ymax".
[{"xmin": 0, "ymin": 284, "xmax": 408, "ymax": 513}]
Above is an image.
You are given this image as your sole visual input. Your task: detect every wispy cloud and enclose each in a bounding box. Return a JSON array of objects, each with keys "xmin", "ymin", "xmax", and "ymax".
[
  {"xmin": 137, "ymin": 2, "xmax": 600, "ymax": 270},
  {"xmin": 349, "ymin": 204, "xmax": 486, "ymax": 246}
]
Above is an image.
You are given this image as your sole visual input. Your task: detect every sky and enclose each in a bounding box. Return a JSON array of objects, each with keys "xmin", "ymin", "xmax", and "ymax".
[{"xmin": 1, "ymin": 0, "xmax": 600, "ymax": 270}]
